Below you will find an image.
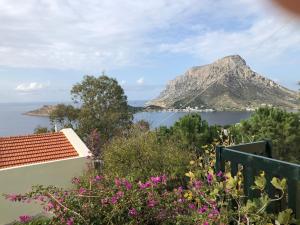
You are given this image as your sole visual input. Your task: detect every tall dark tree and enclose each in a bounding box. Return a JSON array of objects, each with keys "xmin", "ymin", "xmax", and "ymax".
[
  {"xmin": 232, "ymin": 107, "xmax": 300, "ymax": 163},
  {"xmin": 156, "ymin": 114, "xmax": 218, "ymax": 154},
  {"xmin": 49, "ymin": 104, "xmax": 79, "ymax": 130},
  {"xmin": 71, "ymin": 75, "xmax": 132, "ymax": 141}
]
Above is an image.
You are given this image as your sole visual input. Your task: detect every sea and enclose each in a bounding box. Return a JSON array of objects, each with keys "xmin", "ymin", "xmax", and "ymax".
[{"xmin": 0, "ymin": 101, "xmax": 253, "ymax": 137}]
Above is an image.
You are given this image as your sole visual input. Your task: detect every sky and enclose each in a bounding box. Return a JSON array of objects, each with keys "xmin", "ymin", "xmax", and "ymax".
[{"xmin": 0, "ymin": 0, "xmax": 299, "ymax": 103}]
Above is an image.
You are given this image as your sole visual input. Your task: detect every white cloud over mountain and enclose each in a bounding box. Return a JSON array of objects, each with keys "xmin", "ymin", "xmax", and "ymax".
[{"xmin": 0, "ymin": 0, "xmax": 299, "ymax": 71}]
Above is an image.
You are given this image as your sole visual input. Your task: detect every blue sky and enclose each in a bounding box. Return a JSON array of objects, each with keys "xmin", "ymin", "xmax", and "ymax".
[{"xmin": 0, "ymin": 0, "xmax": 299, "ymax": 103}]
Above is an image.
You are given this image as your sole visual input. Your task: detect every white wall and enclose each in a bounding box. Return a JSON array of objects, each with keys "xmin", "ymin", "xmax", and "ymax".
[{"xmin": 0, "ymin": 157, "xmax": 89, "ymax": 225}]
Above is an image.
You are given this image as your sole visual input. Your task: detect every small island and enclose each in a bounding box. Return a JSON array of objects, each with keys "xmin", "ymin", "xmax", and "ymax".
[
  {"xmin": 24, "ymin": 105, "xmax": 58, "ymax": 117},
  {"xmin": 24, "ymin": 104, "xmax": 147, "ymax": 117}
]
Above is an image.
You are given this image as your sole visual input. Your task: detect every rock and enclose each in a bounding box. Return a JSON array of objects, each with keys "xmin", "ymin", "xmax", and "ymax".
[{"xmin": 147, "ymin": 55, "xmax": 299, "ymax": 111}]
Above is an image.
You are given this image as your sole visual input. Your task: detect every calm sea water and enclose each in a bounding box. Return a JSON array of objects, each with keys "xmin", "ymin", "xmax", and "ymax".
[{"xmin": 0, "ymin": 102, "xmax": 252, "ymax": 137}]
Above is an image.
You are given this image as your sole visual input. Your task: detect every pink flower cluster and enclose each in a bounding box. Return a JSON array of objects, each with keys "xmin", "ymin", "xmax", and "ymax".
[
  {"xmin": 19, "ymin": 215, "xmax": 32, "ymax": 223},
  {"xmin": 138, "ymin": 175, "xmax": 167, "ymax": 189}
]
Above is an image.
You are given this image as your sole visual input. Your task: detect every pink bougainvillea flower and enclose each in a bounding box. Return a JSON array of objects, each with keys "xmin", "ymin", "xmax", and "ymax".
[
  {"xmin": 129, "ymin": 208, "xmax": 138, "ymax": 217},
  {"xmin": 116, "ymin": 191, "xmax": 124, "ymax": 198},
  {"xmin": 78, "ymin": 187, "xmax": 86, "ymax": 195},
  {"xmin": 111, "ymin": 196, "xmax": 118, "ymax": 204},
  {"xmin": 66, "ymin": 218, "xmax": 74, "ymax": 225},
  {"xmin": 217, "ymin": 171, "xmax": 223, "ymax": 177},
  {"xmin": 147, "ymin": 199, "xmax": 156, "ymax": 208},
  {"xmin": 198, "ymin": 205, "xmax": 208, "ymax": 214},
  {"xmin": 193, "ymin": 180, "xmax": 202, "ymax": 189},
  {"xmin": 93, "ymin": 175, "xmax": 103, "ymax": 183},
  {"xmin": 207, "ymin": 173, "xmax": 213, "ymax": 185},
  {"xmin": 114, "ymin": 178, "xmax": 122, "ymax": 187},
  {"xmin": 19, "ymin": 215, "xmax": 32, "ymax": 223},
  {"xmin": 44, "ymin": 201, "xmax": 55, "ymax": 212},
  {"xmin": 123, "ymin": 180, "xmax": 132, "ymax": 190},
  {"xmin": 150, "ymin": 176, "xmax": 161, "ymax": 184},
  {"xmin": 138, "ymin": 181, "xmax": 152, "ymax": 189},
  {"xmin": 188, "ymin": 203, "xmax": 196, "ymax": 210},
  {"xmin": 211, "ymin": 209, "xmax": 220, "ymax": 216},
  {"xmin": 5, "ymin": 194, "xmax": 19, "ymax": 202},
  {"xmin": 203, "ymin": 222, "xmax": 209, "ymax": 225}
]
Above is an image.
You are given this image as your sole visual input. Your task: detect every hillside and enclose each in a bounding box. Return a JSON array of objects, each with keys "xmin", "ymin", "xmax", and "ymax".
[{"xmin": 147, "ymin": 55, "xmax": 299, "ymax": 111}]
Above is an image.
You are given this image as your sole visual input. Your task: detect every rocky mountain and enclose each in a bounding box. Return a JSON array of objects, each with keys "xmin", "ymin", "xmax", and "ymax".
[{"xmin": 147, "ymin": 55, "xmax": 299, "ymax": 111}]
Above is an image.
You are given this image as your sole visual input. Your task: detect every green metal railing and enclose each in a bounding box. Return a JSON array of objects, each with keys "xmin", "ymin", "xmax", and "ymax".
[{"xmin": 215, "ymin": 141, "xmax": 300, "ymax": 218}]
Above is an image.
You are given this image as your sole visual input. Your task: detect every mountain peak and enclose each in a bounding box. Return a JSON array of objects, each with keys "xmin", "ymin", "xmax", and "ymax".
[
  {"xmin": 215, "ymin": 55, "xmax": 247, "ymax": 67},
  {"xmin": 147, "ymin": 55, "xmax": 299, "ymax": 110}
]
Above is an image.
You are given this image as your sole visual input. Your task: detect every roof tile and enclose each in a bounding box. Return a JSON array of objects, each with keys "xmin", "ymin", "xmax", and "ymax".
[{"xmin": 0, "ymin": 132, "xmax": 79, "ymax": 169}]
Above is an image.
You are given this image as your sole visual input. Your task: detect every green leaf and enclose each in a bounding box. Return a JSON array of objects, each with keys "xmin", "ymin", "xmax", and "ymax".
[
  {"xmin": 271, "ymin": 177, "xmax": 287, "ymax": 191},
  {"xmin": 254, "ymin": 175, "xmax": 266, "ymax": 190},
  {"xmin": 277, "ymin": 209, "xmax": 293, "ymax": 225}
]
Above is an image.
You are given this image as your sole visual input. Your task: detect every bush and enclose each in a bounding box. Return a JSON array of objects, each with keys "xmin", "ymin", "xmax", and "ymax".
[
  {"xmin": 102, "ymin": 129, "xmax": 195, "ymax": 181},
  {"xmin": 6, "ymin": 145, "xmax": 296, "ymax": 225},
  {"xmin": 231, "ymin": 107, "xmax": 300, "ymax": 163},
  {"xmin": 156, "ymin": 114, "xmax": 219, "ymax": 154},
  {"xmin": 9, "ymin": 216, "xmax": 50, "ymax": 225}
]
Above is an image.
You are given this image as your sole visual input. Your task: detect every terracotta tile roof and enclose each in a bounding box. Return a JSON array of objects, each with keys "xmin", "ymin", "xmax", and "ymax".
[{"xmin": 0, "ymin": 132, "xmax": 79, "ymax": 169}]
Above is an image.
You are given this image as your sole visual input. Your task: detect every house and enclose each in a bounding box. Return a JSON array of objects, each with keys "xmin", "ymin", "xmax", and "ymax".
[{"xmin": 0, "ymin": 128, "xmax": 91, "ymax": 225}]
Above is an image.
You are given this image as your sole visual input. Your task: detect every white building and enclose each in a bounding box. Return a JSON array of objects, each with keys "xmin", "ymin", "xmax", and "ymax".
[{"xmin": 0, "ymin": 128, "xmax": 91, "ymax": 225}]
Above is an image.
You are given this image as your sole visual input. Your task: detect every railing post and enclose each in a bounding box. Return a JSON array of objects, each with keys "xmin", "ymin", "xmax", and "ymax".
[
  {"xmin": 215, "ymin": 146, "xmax": 225, "ymax": 173},
  {"xmin": 288, "ymin": 179, "xmax": 299, "ymax": 217},
  {"xmin": 265, "ymin": 140, "xmax": 272, "ymax": 158},
  {"xmin": 243, "ymin": 165, "xmax": 254, "ymax": 199}
]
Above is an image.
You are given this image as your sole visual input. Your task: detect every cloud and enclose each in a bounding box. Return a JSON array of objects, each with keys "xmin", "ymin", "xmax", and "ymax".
[
  {"xmin": 15, "ymin": 82, "xmax": 49, "ymax": 92},
  {"xmin": 0, "ymin": 0, "xmax": 300, "ymax": 71},
  {"xmin": 0, "ymin": 0, "xmax": 208, "ymax": 70},
  {"xmin": 136, "ymin": 77, "xmax": 144, "ymax": 85},
  {"xmin": 159, "ymin": 17, "xmax": 300, "ymax": 65}
]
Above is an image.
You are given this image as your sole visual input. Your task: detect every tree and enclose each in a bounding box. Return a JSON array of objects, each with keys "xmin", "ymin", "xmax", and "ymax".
[
  {"xmin": 232, "ymin": 107, "xmax": 300, "ymax": 163},
  {"xmin": 34, "ymin": 126, "xmax": 51, "ymax": 134},
  {"xmin": 71, "ymin": 75, "xmax": 133, "ymax": 141},
  {"xmin": 86, "ymin": 129, "xmax": 102, "ymax": 159},
  {"xmin": 49, "ymin": 104, "xmax": 79, "ymax": 130},
  {"xmin": 156, "ymin": 114, "xmax": 218, "ymax": 154}
]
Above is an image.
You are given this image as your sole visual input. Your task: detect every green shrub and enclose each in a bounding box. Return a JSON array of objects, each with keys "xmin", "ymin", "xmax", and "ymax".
[
  {"xmin": 231, "ymin": 107, "xmax": 300, "ymax": 163},
  {"xmin": 102, "ymin": 129, "xmax": 195, "ymax": 181},
  {"xmin": 7, "ymin": 145, "xmax": 297, "ymax": 225},
  {"xmin": 156, "ymin": 114, "xmax": 219, "ymax": 154},
  {"xmin": 10, "ymin": 216, "xmax": 50, "ymax": 225}
]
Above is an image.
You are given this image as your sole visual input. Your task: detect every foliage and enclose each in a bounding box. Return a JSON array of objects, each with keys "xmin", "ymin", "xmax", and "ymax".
[
  {"xmin": 10, "ymin": 216, "xmax": 50, "ymax": 225},
  {"xmin": 71, "ymin": 75, "xmax": 133, "ymax": 141},
  {"xmin": 86, "ymin": 129, "xmax": 102, "ymax": 160},
  {"xmin": 49, "ymin": 104, "xmax": 79, "ymax": 130},
  {"xmin": 133, "ymin": 120, "xmax": 150, "ymax": 132},
  {"xmin": 6, "ymin": 146, "xmax": 297, "ymax": 225},
  {"xmin": 231, "ymin": 107, "xmax": 300, "ymax": 163},
  {"xmin": 156, "ymin": 113, "xmax": 219, "ymax": 154},
  {"xmin": 102, "ymin": 129, "xmax": 195, "ymax": 181},
  {"xmin": 183, "ymin": 145, "xmax": 297, "ymax": 225},
  {"xmin": 34, "ymin": 126, "xmax": 51, "ymax": 134}
]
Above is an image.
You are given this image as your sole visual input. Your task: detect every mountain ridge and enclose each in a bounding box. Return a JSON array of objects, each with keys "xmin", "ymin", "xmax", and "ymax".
[{"xmin": 147, "ymin": 55, "xmax": 299, "ymax": 111}]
